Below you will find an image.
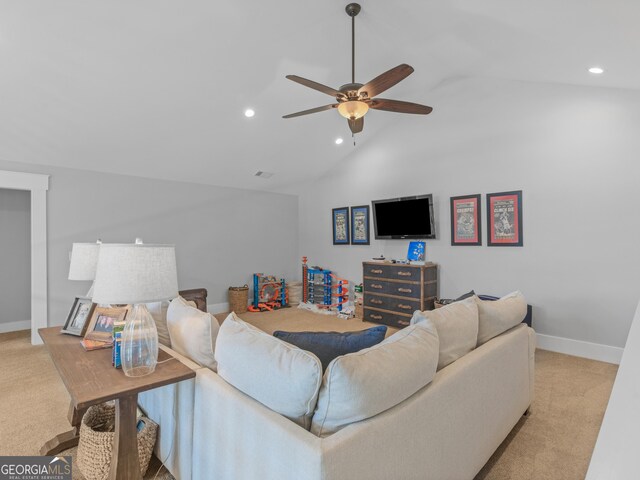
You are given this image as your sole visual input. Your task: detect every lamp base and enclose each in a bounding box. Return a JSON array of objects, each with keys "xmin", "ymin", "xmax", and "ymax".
[{"xmin": 121, "ymin": 304, "xmax": 158, "ymax": 378}]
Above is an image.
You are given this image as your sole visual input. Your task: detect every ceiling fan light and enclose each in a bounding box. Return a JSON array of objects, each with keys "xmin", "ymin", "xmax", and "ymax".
[{"xmin": 338, "ymin": 100, "xmax": 369, "ymax": 120}]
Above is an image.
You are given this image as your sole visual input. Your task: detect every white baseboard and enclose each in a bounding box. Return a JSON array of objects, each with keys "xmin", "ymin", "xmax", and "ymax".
[
  {"xmin": 0, "ymin": 320, "xmax": 30, "ymax": 334},
  {"xmin": 208, "ymin": 302, "xmax": 230, "ymax": 315},
  {"xmin": 536, "ymin": 333, "xmax": 623, "ymax": 365}
]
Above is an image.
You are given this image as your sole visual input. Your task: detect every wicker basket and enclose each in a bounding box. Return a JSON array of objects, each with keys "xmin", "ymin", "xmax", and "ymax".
[
  {"xmin": 228, "ymin": 285, "xmax": 249, "ymax": 314},
  {"xmin": 77, "ymin": 403, "xmax": 158, "ymax": 480},
  {"xmin": 287, "ymin": 281, "xmax": 302, "ymax": 305}
]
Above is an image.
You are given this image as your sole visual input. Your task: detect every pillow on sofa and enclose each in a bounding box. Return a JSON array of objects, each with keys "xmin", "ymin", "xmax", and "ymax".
[
  {"xmin": 215, "ymin": 312, "xmax": 323, "ymax": 429},
  {"xmin": 475, "ymin": 291, "xmax": 527, "ymax": 346},
  {"xmin": 147, "ymin": 297, "xmax": 196, "ymax": 347},
  {"xmin": 411, "ymin": 296, "xmax": 479, "ymax": 370},
  {"xmin": 167, "ymin": 296, "xmax": 219, "ymax": 370},
  {"xmin": 273, "ymin": 326, "xmax": 387, "ymax": 370},
  {"xmin": 310, "ymin": 320, "xmax": 439, "ymax": 437}
]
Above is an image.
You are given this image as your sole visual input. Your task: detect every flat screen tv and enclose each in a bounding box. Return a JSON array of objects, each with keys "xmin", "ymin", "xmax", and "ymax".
[{"xmin": 372, "ymin": 194, "xmax": 436, "ymax": 239}]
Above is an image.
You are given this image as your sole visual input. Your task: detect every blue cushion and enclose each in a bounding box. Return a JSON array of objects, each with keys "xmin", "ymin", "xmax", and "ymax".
[{"xmin": 273, "ymin": 326, "xmax": 388, "ymax": 370}]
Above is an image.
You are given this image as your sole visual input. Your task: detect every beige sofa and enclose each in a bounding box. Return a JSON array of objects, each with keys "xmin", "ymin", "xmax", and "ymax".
[{"xmin": 140, "ymin": 321, "xmax": 535, "ymax": 480}]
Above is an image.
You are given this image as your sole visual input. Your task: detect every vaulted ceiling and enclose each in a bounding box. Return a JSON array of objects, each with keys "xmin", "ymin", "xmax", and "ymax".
[{"xmin": 1, "ymin": 0, "xmax": 638, "ymax": 192}]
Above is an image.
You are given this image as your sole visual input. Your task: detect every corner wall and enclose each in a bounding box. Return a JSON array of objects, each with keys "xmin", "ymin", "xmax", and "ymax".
[{"xmin": 295, "ymin": 78, "xmax": 640, "ymax": 355}]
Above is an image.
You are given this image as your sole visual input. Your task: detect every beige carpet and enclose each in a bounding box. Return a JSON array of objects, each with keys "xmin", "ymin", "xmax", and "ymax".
[{"xmin": 0, "ymin": 314, "xmax": 618, "ymax": 479}]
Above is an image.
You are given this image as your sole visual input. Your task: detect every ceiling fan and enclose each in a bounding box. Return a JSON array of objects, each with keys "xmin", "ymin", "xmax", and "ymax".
[{"xmin": 283, "ymin": 3, "xmax": 432, "ymax": 135}]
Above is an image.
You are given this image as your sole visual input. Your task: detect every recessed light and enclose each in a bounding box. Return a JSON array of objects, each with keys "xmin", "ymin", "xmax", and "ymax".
[
  {"xmin": 335, "ymin": 138, "xmax": 344, "ymax": 145},
  {"xmin": 244, "ymin": 108, "xmax": 255, "ymax": 118},
  {"xmin": 588, "ymin": 67, "xmax": 604, "ymax": 74}
]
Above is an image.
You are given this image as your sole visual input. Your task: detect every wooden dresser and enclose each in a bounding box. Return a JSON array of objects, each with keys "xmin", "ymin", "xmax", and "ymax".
[{"xmin": 362, "ymin": 261, "xmax": 438, "ymax": 328}]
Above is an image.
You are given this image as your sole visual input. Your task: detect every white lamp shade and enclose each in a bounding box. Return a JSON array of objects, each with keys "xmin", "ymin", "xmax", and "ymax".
[
  {"xmin": 92, "ymin": 244, "xmax": 179, "ymax": 305},
  {"xmin": 68, "ymin": 243, "xmax": 100, "ymax": 281}
]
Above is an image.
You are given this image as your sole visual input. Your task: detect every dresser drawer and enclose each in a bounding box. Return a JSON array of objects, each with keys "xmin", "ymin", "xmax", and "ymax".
[
  {"xmin": 363, "ymin": 308, "xmax": 411, "ymax": 328},
  {"xmin": 364, "ymin": 278, "xmax": 421, "ymax": 299},
  {"xmin": 363, "ymin": 263, "xmax": 421, "ymax": 282},
  {"xmin": 364, "ymin": 294, "xmax": 420, "ymax": 314}
]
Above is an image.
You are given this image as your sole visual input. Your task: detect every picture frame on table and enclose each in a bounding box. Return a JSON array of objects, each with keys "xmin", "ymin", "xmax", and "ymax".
[
  {"xmin": 61, "ymin": 297, "xmax": 96, "ymax": 336},
  {"xmin": 332, "ymin": 207, "xmax": 350, "ymax": 245},
  {"xmin": 350, "ymin": 205, "xmax": 370, "ymax": 245},
  {"xmin": 486, "ymin": 190, "xmax": 523, "ymax": 247},
  {"xmin": 450, "ymin": 194, "xmax": 482, "ymax": 246},
  {"xmin": 84, "ymin": 306, "xmax": 129, "ymax": 342}
]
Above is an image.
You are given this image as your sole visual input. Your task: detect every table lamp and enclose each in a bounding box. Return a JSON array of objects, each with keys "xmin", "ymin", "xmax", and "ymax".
[
  {"xmin": 68, "ymin": 241, "xmax": 101, "ymax": 297},
  {"xmin": 92, "ymin": 243, "xmax": 178, "ymax": 377}
]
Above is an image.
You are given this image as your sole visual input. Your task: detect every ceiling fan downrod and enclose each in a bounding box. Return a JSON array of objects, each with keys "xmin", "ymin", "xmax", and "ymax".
[{"xmin": 346, "ymin": 3, "xmax": 361, "ymax": 84}]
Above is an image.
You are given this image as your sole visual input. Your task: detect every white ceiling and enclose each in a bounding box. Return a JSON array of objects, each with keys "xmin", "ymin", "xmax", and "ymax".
[{"xmin": 1, "ymin": 0, "xmax": 638, "ymax": 193}]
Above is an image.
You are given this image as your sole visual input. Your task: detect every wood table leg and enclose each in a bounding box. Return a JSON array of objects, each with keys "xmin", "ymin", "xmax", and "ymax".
[
  {"xmin": 108, "ymin": 394, "xmax": 141, "ymax": 480},
  {"xmin": 40, "ymin": 402, "xmax": 87, "ymax": 455}
]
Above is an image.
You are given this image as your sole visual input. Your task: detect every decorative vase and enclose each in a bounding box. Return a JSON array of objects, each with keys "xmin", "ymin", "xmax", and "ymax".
[{"xmin": 121, "ymin": 303, "xmax": 158, "ymax": 377}]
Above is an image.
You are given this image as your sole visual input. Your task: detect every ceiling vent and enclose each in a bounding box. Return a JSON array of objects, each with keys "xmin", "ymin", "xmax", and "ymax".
[{"xmin": 254, "ymin": 171, "xmax": 274, "ymax": 179}]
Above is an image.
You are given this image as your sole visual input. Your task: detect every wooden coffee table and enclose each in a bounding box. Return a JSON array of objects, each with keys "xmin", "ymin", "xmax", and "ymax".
[{"xmin": 39, "ymin": 326, "xmax": 196, "ymax": 480}]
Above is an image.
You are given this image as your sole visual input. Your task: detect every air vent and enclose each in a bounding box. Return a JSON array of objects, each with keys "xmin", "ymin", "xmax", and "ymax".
[{"xmin": 254, "ymin": 171, "xmax": 274, "ymax": 179}]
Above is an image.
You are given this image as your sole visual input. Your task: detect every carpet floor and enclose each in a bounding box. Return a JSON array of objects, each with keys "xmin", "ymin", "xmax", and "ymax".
[{"xmin": 0, "ymin": 313, "xmax": 618, "ymax": 479}]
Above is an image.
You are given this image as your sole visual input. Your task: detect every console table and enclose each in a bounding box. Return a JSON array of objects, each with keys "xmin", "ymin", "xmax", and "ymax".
[
  {"xmin": 362, "ymin": 261, "xmax": 438, "ymax": 328},
  {"xmin": 39, "ymin": 327, "xmax": 196, "ymax": 480}
]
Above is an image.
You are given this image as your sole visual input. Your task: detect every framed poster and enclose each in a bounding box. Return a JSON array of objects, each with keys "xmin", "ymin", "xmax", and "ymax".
[
  {"xmin": 332, "ymin": 207, "xmax": 350, "ymax": 245},
  {"xmin": 450, "ymin": 194, "xmax": 482, "ymax": 246},
  {"xmin": 350, "ymin": 205, "xmax": 370, "ymax": 245},
  {"xmin": 486, "ymin": 190, "xmax": 523, "ymax": 247}
]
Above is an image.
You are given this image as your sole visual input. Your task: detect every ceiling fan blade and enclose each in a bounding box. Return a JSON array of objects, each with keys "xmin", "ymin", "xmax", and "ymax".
[
  {"xmin": 358, "ymin": 64, "xmax": 414, "ymax": 99},
  {"xmin": 283, "ymin": 104, "xmax": 339, "ymax": 119},
  {"xmin": 285, "ymin": 75, "xmax": 341, "ymax": 97},
  {"xmin": 369, "ymin": 98, "xmax": 433, "ymax": 115},
  {"xmin": 348, "ymin": 117, "xmax": 364, "ymax": 134}
]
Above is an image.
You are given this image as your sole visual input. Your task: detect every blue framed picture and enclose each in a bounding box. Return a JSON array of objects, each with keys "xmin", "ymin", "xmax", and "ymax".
[
  {"xmin": 350, "ymin": 205, "xmax": 370, "ymax": 245},
  {"xmin": 407, "ymin": 241, "xmax": 426, "ymax": 262},
  {"xmin": 332, "ymin": 207, "xmax": 350, "ymax": 245}
]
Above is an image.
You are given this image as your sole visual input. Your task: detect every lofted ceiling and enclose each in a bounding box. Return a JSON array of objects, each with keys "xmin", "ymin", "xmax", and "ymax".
[{"xmin": 0, "ymin": 0, "xmax": 638, "ymax": 193}]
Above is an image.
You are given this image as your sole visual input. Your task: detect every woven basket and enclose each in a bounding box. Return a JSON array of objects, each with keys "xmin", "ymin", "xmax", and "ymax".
[
  {"xmin": 287, "ymin": 281, "xmax": 302, "ymax": 305},
  {"xmin": 228, "ymin": 285, "xmax": 249, "ymax": 314},
  {"xmin": 77, "ymin": 403, "xmax": 158, "ymax": 480}
]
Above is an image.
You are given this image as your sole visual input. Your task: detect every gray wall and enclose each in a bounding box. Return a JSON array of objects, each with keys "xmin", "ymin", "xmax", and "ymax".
[
  {"xmin": 294, "ymin": 78, "xmax": 640, "ymax": 349},
  {"xmin": 0, "ymin": 188, "xmax": 30, "ymax": 324},
  {"xmin": 0, "ymin": 159, "xmax": 299, "ymax": 328}
]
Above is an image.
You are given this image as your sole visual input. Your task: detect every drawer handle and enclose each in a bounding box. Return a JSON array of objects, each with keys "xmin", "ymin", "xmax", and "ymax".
[
  {"xmin": 398, "ymin": 288, "xmax": 412, "ymax": 293},
  {"xmin": 397, "ymin": 304, "xmax": 412, "ymax": 310},
  {"xmin": 397, "ymin": 271, "xmax": 411, "ymax": 277},
  {"xmin": 371, "ymin": 284, "xmax": 383, "ymax": 289},
  {"xmin": 370, "ymin": 269, "xmax": 383, "ymax": 274},
  {"xmin": 370, "ymin": 299, "xmax": 383, "ymax": 305},
  {"xmin": 370, "ymin": 314, "xmax": 383, "ymax": 320},
  {"xmin": 397, "ymin": 320, "xmax": 410, "ymax": 326}
]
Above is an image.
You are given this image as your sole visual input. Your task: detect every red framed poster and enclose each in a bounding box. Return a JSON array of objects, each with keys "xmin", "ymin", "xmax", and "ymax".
[
  {"xmin": 487, "ymin": 190, "xmax": 523, "ymax": 246},
  {"xmin": 450, "ymin": 194, "xmax": 481, "ymax": 246}
]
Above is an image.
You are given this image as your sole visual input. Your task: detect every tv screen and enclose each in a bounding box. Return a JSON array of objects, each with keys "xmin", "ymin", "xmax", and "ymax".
[{"xmin": 372, "ymin": 195, "xmax": 436, "ymax": 239}]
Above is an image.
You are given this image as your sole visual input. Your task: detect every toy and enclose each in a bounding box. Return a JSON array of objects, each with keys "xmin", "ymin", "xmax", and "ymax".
[
  {"xmin": 301, "ymin": 257, "xmax": 349, "ymax": 312},
  {"xmin": 248, "ymin": 273, "xmax": 288, "ymax": 312}
]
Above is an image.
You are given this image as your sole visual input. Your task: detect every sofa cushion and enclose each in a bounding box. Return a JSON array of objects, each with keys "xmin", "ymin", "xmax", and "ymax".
[
  {"xmin": 475, "ymin": 291, "xmax": 527, "ymax": 346},
  {"xmin": 273, "ymin": 326, "xmax": 387, "ymax": 371},
  {"xmin": 215, "ymin": 312, "xmax": 323, "ymax": 429},
  {"xmin": 147, "ymin": 297, "xmax": 196, "ymax": 347},
  {"xmin": 167, "ymin": 296, "xmax": 219, "ymax": 370},
  {"xmin": 411, "ymin": 296, "xmax": 479, "ymax": 370},
  {"xmin": 310, "ymin": 320, "xmax": 439, "ymax": 437}
]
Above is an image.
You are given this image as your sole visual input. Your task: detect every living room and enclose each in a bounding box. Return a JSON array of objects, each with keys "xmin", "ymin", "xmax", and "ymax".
[{"xmin": 0, "ymin": 1, "xmax": 639, "ymax": 479}]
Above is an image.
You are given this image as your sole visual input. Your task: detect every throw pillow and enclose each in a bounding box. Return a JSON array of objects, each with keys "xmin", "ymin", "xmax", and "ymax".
[
  {"xmin": 215, "ymin": 313, "xmax": 323, "ymax": 430},
  {"xmin": 475, "ymin": 291, "xmax": 527, "ymax": 346},
  {"xmin": 167, "ymin": 296, "xmax": 219, "ymax": 370},
  {"xmin": 310, "ymin": 320, "xmax": 439, "ymax": 437},
  {"xmin": 273, "ymin": 326, "xmax": 387, "ymax": 370},
  {"xmin": 147, "ymin": 297, "xmax": 196, "ymax": 347},
  {"xmin": 411, "ymin": 297, "xmax": 479, "ymax": 370}
]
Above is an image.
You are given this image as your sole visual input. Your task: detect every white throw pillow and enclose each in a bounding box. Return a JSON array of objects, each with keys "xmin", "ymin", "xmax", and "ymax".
[
  {"xmin": 147, "ymin": 297, "xmax": 196, "ymax": 347},
  {"xmin": 475, "ymin": 291, "xmax": 527, "ymax": 346},
  {"xmin": 411, "ymin": 296, "xmax": 479, "ymax": 370},
  {"xmin": 310, "ymin": 320, "xmax": 439, "ymax": 437},
  {"xmin": 167, "ymin": 296, "xmax": 219, "ymax": 370},
  {"xmin": 215, "ymin": 312, "xmax": 323, "ymax": 429}
]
